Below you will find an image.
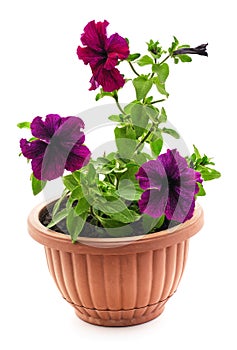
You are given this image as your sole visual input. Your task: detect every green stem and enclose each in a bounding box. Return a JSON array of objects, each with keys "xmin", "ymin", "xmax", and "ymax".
[
  {"xmin": 107, "ymin": 174, "xmax": 114, "ymax": 186},
  {"xmin": 115, "ymin": 100, "xmax": 126, "ymax": 115},
  {"xmin": 113, "ymin": 92, "xmax": 126, "ymax": 115},
  {"xmin": 151, "ymin": 99, "xmax": 166, "ymax": 104},
  {"xmin": 159, "ymin": 54, "xmax": 170, "ymax": 65},
  {"xmin": 128, "ymin": 61, "xmax": 140, "ymax": 76},
  {"xmin": 135, "ymin": 125, "xmax": 154, "ymax": 152},
  {"xmin": 90, "ymin": 205, "xmax": 100, "ymax": 222},
  {"xmin": 150, "ymin": 58, "xmax": 157, "ymax": 79}
]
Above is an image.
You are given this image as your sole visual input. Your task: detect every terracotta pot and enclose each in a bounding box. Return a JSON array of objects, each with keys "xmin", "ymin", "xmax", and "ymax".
[{"xmin": 27, "ymin": 202, "xmax": 204, "ymax": 327}]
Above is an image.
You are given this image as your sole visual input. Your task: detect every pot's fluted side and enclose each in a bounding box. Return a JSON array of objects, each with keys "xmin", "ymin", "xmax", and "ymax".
[
  {"xmin": 28, "ymin": 202, "xmax": 204, "ymax": 326},
  {"xmin": 44, "ymin": 240, "xmax": 189, "ymax": 326}
]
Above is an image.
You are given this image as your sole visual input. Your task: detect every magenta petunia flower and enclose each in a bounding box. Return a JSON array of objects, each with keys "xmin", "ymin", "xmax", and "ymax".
[
  {"xmin": 136, "ymin": 149, "xmax": 202, "ymax": 223},
  {"xmin": 20, "ymin": 114, "xmax": 91, "ymax": 181},
  {"xmin": 77, "ymin": 20, "xmax": 130, "ymax": 92}
]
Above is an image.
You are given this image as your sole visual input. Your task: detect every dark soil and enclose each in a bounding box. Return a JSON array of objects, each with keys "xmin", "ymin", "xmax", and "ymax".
[{"xmin": 39, "ymin": 200, "xmax": 178, "ymax": 238}]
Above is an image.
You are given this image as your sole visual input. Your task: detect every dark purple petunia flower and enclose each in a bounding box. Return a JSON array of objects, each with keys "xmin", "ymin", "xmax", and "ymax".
[
  {"xmin": 77, "ymin": 20, "xmax": 130, "ymax": 92},
  {"xmin": 136, "ymin": 149, "xmax": 202, "ymax": 223},
  {"xmin": 20, "ymin": 114, "xmax": 91, "ymax": 181}
]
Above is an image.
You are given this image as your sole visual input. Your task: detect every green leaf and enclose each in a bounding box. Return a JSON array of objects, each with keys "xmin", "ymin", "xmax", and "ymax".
[
  {"xmin": 133, "ymin": 152, "xmax": 148, "ymax": 165},
  {"xmin": 153, "ymin": 77, "xmax": 169, "ymax": 97},
  {"xmin": 177, "ymin": 44, "xmax": 190, "ymax": 49},
  {"xmin": 98, "ymin": 217, "xmax": 125, "ymax": 228},
  {"xmin": 152, "ymin": 63, "xmax": 169, "ymax": 83},
  {"xmin": 127, "ymin": 53, "xmax": 141, "ymax": 62},
  {"xmin": 147, "ymin": 39, "xmax": 164, "ymax": 59},
  {"xmin": 108, "ymin": 114, "xmax": 124, "ymax": 122},
  {"xmin": 178, "ymin": 54, "xmax": 192, "ymax": 62},
  {"xmin": 31, "ymin": 174, "xmax": 46, "ymax": 195},
  {"xmin": 197, "ymin": 166, "xmax": 221, "ymax": 181},
  {"xmin": 133, "ymin": 76, "xmax": 153, "ymax": 100},
  {"xmin": 130, "ymin": 103, "xmax": 149, "ymax": 137},
  {"xmin": 120, "ymin": 164, "xmax": 139, "ymax": 181},
  {"xmin": 150, "ymin": 137, "xmax": 163, "ymax": 156},
  {"xmin": 106, "ymin": 152, "xmax": 116, "ymax": 161},
  {"xmin": 17, "ymin": 121, "xmax": 31, "ymax": 129},
  {"xmin": 137, "ymin": 55, "xmax": 153, "ymax": 66},
  {"xmin": 98, "ymin": 218, "xmax": 134, "ymax": 237},
  {"xmin": 174, "ymin": 57, "xmax": 179, "ymax": 64},
  {"xmin": 28, "ymin": 137, "xmax": 38, "ymax": 142},
  {"xmin": 142, "ymin": 214, "xmax": 165, "ymax": 233},
  {"xmin": 158, "ymin": 107, "xmax": 167, "ymax": 123},
  {"xmin": 162, "ymin": 127, "xmax": 180, "ymax": 139},
  {"xmin": 74, "ymin": 197, "xmax": 90, "ymax": 215},
  {"xmin": 114, "ymin": 125, "xmax": 137, "ymax": 158},
  {"xmin": 144, "ymin": 105, "xmax": 159, "ymax": 123},
  {"xmin": 96, "ymin": 196, "xmax": 140, "ymax": 225},
  {"xmin": 63, "ymin": 174, "xmax": 79, "ymax": 191},
  {"xmin": 196, "ymin": 182, "xmax": 206, "ymax": 196},
  {"xmin": 124, "ymin": 101, "xmax": 138, "ymax": 114},
  {"xmin": 193, "ymin": 144, "xmax": 201, "ymax": 158},
  {"xmin": 145, "ymin": 96, "xmax": 153, "ymax": 104},
  {"xmin": 66, "ymin": 209, "xmax": 87, "ymax": 242},
  {"xmin": 95, "ymin": 89, "xmax": 115, "ymax": 101},
  {"xmin": 110, "ymin": 209, "xmax": 140, "ymax": 224},
  {"xmin": 70, "ymin": 186, "xmax": 84, "ymax": 200},
  {"xmin": 52, "ymin": 189, "xmax": 68, "ymax": 217},
  {"xmin": 168, "ymin": 36, "xmax": 179, "ymax": 54},
  {"xmin": 47, "ymin": 208, "xmax": 68, "ymax": 228},
  {"xmin": 87, "ymin": 163, "xmax": 96, "ymax": 184},
  {"xmin": 96, "ymin": 196, "xmax": 129, "ymax": 215},
  {"xmin": 117, "ymin": 179, "xmax": 142, "ymax": 200}
]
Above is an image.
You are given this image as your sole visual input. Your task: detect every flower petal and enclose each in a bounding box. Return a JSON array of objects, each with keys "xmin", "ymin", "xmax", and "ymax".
[
  {"xmin": 104, "ymin": 34, "xmax": 129, "ymax": 70},
  {"xmin": 20, "ymin": 139, "xmax": 47, "ymax": 159},
  {"xmin": 159, "ymin": 149, "xmax": 187, "ymax": 180},
  {"xmin": 166, "ymin": 194, "xmax": 195, "ymax": 223},
  {"xmin": 89, "ymin": 75, "xmax": 99, "ymax": 91},
  {"xmin": 91, "ymin": 66, "xmax": 126, "ymax": 92},
  {"xmin": 65, "ymin": 144, "xmax": 91, "ymax": 172},
  {"xmin": 103, "ymin": 55, "xmax": 119, "ymax": 70},
  {"xmin": 138, "ymin": 189, "xmax": 167, "ymax": 218},
  {"xmin": 53, "ymin": 116, "xmax": 85, "ymax": 149},
  {"xmin": 136, "ymin": 159, "xmax": 166, "ymax": 190},
  {"xmin": 31, "ymin": 114, "xmax": 61, "ymax": 141},
  {"xmin": 106, "ymin": 33, "xmax": 129, "ymax": 59},
  {"xmin": 80, "ymin": 20, "xmax": 109, "ymax": 51},
  {"xmin": 31, "ymin": 156, "xmax": 44, "ymax": 180},
  {"xmin": 77, "ymin": 46, "xmax": 104, "ymax": 65},
  {"xmin": 40, "ymin": 146, "xmax": 66, "ymax": 181},
  {"xmin": 35, "ymin": 116, "xmax": 87, "ymax": 181},
  {"xmin": 165, "ymin": 168, "xmax": 200, "ymax": 223},
  {"xmin": 60, "ymin": 116, "xmax": 85, "ymax": 130}
]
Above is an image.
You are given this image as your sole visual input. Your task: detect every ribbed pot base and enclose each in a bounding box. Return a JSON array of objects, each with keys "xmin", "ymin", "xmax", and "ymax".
[
  {"xmin": 74, "ymin": 304, "xmax": 165, "ymax": 327},
  {"xmin": 28, "ymin": 202, "xmax": 204, "ymax": 327}
]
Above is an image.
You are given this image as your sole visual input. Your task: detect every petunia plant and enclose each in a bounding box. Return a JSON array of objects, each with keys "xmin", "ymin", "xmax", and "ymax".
[{"xmin": 18, "ymin": 20, "xmax": 220, "ymax": 242}]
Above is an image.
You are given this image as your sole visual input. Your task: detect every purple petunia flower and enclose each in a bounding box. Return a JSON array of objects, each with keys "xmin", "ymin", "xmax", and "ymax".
[
  {"xmin": 135, "ymin": 149, "xmax": 202, "ymax": 223},
  {"xmin": 20, "ymin": 114, "xmax": 91, "ymax": 181},
  {"xmin": 77, "ymin": 20, "xmax": 130, "ymax": 92}
]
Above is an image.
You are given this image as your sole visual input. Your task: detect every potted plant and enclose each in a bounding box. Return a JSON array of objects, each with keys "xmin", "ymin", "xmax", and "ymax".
[{"xmin": 18, "ymin": 20, "xmax": 221, "ymax": 327}]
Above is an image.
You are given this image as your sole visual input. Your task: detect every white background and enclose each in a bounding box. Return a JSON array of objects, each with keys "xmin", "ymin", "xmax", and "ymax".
[{"xmin": 1, "ymin": 0, "xmax": 236, "ymax": 349}]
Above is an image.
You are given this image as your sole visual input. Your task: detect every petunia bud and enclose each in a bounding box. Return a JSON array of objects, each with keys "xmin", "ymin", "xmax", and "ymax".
[{"xmin": 173, "ymin": 43, "xmax": 208, "ymax": 57}]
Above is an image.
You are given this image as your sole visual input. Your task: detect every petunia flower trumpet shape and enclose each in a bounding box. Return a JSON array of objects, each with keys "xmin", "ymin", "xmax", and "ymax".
[
  {"xmin": 136, "ymin": 149, "xmax": 202, "ymax": 223},
  {"xmin": 77, "ymin": 20, "xmax": 130, "ymax": 92},
  {"xmin": 20, "ymin": 114, "xmax": 91, "ymax": 181},
  {"xmin": 173, "ymin": 43, "xmax": 208, "ymax": 56}
]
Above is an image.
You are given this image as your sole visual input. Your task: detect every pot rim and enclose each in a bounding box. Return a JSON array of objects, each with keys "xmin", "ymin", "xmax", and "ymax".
[{"xmin": 27, "ymin": 200, "xmax": 204, "ymax": 254}]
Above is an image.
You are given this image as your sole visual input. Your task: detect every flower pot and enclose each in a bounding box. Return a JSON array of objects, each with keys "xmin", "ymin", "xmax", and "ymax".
[{"xmin": 27, "ymin": 202, "xmax": 204, "ymax": 327}]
